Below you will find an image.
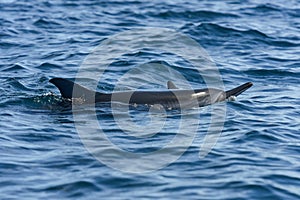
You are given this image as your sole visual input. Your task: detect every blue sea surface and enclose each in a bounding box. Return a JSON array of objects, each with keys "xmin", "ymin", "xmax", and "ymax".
[{"xmin": 1, "ymin": 0, "xmax": 300, "ymax": 199}]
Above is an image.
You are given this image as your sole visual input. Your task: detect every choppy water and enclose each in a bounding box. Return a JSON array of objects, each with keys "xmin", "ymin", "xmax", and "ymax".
[{"xmin": 1, "ymin": 0, "xmax": 300, "ymax": 199}]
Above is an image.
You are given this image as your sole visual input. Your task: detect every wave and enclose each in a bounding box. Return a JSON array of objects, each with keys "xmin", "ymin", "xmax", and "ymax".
[
  {"xmin": 247, "ymin": 3, "xmax": 300, "ymax": 18},
  {"xmin": 244, "ymin": 69, "xmax": 300, "ymax": 78},
  {"xmin": 1, "ymin": 64, "xmax": 28, "ymax": 72},
  {"xmin": 33, "ymin": 18, "xmax": 62, "ymax": 29},
  {"xmin": 183, "ymin": 22, "xmax": 299, "ymax": 47},
  {"xmin": 43, "ymin": 180, "xmax": 101, "ymax": 196},
  {"xmin": 244, "ymin": 3, "xmax": 281, "ymax": 13},
  {"xmin": 150, "ymin": 10, "xmax": 238, "ymax": 20},
  {"xmin": 38, "ymin": 62, "xmax": 62, "ymax": 70},
  {"xmin": 183, "ymin": 22, "xmax": 268, "ymax": 39}
]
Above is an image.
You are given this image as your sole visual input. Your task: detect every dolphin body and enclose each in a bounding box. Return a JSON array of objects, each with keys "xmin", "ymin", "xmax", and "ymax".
[{"xmin": 49, "ymin": 78, "xmax": 253, "ymax": 108}]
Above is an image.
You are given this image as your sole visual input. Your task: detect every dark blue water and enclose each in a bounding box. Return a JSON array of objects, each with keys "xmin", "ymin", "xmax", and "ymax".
[{"xmin": 1, "ymin": 0, "xmax": 300, "ymax": 199}]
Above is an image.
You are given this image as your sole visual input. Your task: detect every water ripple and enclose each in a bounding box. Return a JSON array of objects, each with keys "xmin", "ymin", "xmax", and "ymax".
[{"xmin": 0, "ymin": 0, "xmax": 300, "ymax": 199}]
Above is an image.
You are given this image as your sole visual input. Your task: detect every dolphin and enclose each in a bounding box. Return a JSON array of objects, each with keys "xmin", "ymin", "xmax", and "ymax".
[{"xmin": 49, "ymin": 78, "xmax": 253, "ymax": 108}]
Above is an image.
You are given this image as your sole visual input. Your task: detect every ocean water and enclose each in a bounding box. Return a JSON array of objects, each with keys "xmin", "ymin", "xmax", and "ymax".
[{"xmin": 1, "ymin": 0, "xmax": 300, "ymax": 199}]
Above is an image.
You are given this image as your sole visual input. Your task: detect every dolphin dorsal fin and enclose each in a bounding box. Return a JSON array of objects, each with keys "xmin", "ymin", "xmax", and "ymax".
[
  {"xmin": 167, "ymin": 81, "xmax": 179, "ymax": 89},
  {"xmin": 49, "ymin": 78, "xmax": 95, "ymax": 99}
]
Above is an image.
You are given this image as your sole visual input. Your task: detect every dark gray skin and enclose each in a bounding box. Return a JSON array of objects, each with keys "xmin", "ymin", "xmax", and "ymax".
[{"xmin": 49, "ymin": 78, "xmax": 253, "ymax": 108}]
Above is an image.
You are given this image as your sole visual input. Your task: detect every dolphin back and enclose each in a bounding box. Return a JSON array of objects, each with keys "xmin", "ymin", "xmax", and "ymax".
[{"xmin": 49, "ymin": 77, "xmax": 253, "ymax": 106}]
